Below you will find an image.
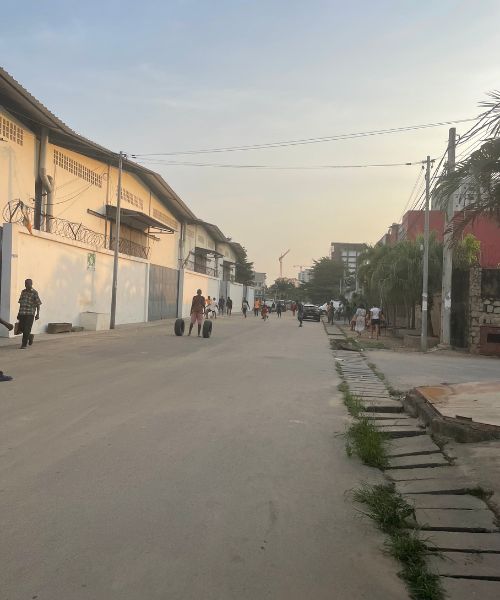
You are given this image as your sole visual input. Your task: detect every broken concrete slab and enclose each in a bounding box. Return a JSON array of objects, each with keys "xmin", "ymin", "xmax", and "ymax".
[
  {"xmin": 386, "ymin": 466, "xmax": 456, "ymax": 481},
  {"xmin": 376, "ymin": 425, "xmax": 425, "ymax": 438},
  {"xmin": 372, "ymin": 418, "xmax": 420, "ymax": 428},
  {"xmin": 361, "ymin": 412, "xmax": 410, "ymax": 420},
  {"xmin": 362, "ymin": 402, "xmax": 403, "ymax": 414},
  {"xmin": 404, "ymin": 493, "xmax": 487, "ymax": 510},
  {"xmin": 421, "ymin": 530, "xmax": 500, "ymax": 552},
  {"xmin": 441, "ymin": 578, "xmax": 500, "ymax": 600},
  {"xmin": 388, "ymin": 453, "xmax": 449, "ymax": 469},
  {"xmin": 386, "ymin": 436, "xmax": 441, "ymax": 456},
  {"xmin": 414, "ymin": 508, "xmax": 498, "ymax": 532},
  {"xmin": 395, "ymin": 479, "xmax": 473, "ymax": 495},
  {"xmin": 428, "ymin": 551, "xmax": 500, "ymax": 579}
]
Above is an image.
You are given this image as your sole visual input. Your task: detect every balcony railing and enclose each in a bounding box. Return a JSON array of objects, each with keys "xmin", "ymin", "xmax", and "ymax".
[{"xmin": 184, "ymin": 259, "xmax": 218, "ymax": 278}]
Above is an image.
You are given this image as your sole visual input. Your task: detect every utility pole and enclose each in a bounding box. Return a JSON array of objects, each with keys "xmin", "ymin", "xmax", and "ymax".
[
  {"xmin": 110, "ymin": 151, "xmax": 124, "ymax": 329},
  {"xmin": 440, "ymin": 128, "xmax": 456, "ymax": 346},
  {"xmin": 421, "ymin": 156, "xmax": 431, "ymax": 352}
]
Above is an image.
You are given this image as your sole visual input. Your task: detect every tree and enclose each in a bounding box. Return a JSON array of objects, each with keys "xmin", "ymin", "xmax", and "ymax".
[
  {"xmin": 268, "ymin": 278, "xmax": 297, "ymax": 299},
  {"xmin": 303, "ymin": 257, "xmax": 344, "ymax": 304},
  {"xmin": 434, "ymin": 91, "xmax": 500, "ymax": 241},
  {"xmin": 235, "ymin": 246, "xmax": 254, "ymax": 285}
]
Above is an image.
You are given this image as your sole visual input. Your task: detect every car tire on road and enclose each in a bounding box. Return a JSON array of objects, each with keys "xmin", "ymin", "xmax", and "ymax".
[
  {"xmin": 174, "ymin": 319, "xmax": 185, "ymax": 336},
  {"xmin": 202, "ymin": 320, "xmax": 213, "ymax": 338}
]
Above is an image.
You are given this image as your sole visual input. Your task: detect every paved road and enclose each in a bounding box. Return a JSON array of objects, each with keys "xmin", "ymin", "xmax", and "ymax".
[{"xmin": 1, "ymin": 313, "xmax": 407, "ymax": 600}]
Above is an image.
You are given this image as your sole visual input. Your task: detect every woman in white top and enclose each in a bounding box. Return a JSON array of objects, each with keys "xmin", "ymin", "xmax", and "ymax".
[
  {"xmin": 354, "ymin": 307, "xmax": 366, "ymax": 336},
  {"xmin": 370, "ymin": 306, "xmax": 381, "ymax": 339}
]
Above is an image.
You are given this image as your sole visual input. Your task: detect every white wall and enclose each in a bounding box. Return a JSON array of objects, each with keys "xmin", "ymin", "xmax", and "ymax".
[
  {"xmin": 1, "ymin": 224, "xmax": 148, "ymax": 336},
  {"xmin": 228, "ymin": 282, "xmax": 244, "ymax": 314},
  {"xmin": 246, "ymin": 287, "xmax": 255, "ymax": 308},
  {"xmin": 180, "ymin": 269, "xmax": 220, "ymax": 318}
]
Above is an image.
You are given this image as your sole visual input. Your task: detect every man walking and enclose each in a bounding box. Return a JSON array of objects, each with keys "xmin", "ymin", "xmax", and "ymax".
[
  {"xmin": 276, "ymin": 302, "xmax": 282, "ymax": 318},
  {"xmin": 253, "ymin": 298, "xmax": 260, "ymax": 317},
  {"xmin": 369, "ymin": 305, "xmax": 382, "ymax": 340},
  {"xmin": 297, "ymin": 302, "xmax": 304, "ymax": 327},
  {"xmin": 226, "ymin": 297, "xmax": 233, "ymax": 316},
  {"xmin": 218, "ymin": 296, "xmax": 225, "ymax": 316},
  {"xmin": 17, "ymin": 278, "xmax": 41, "ymax": 349},
  {"xmin": 188, "ymin": 288, "xmax": 206, "ymax": 337},
  {"xmin": 241, "ymin": 298, "xmax": 250, "ymax": 318}
]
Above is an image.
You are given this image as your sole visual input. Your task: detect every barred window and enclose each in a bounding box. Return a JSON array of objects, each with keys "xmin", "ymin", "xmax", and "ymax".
[
  {"xmin": 121, "ymin": 188, "xmax": 144, "ymax": 210},
  {"xmin": 152, "ymin": 208, "xmax": 178, "ymax": 230},
  {"xmin": 54, "ymin": 149, "xmax": 102, "ymax": 187},
  {"xmin": 1, "ymin": 116, "xmax": 23, "ymax": 145}
]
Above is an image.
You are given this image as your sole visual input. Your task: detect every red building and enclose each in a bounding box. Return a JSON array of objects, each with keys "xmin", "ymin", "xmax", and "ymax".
[{"xmin": 380, "ymin": 211, "xmax": 500, "ymax": 268}]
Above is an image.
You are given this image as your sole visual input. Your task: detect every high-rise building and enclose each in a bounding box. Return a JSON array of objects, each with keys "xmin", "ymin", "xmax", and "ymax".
[
  {"xmin": 252, "ymin": 271, "xmax": 267, "ymax": 298},
  {"xmin": 330, "ymin": 242, "xmax": 367, "ymax": 292}
]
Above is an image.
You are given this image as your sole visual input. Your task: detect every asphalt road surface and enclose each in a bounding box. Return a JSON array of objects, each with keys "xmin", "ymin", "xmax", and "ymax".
[{"xmin": 1, "ymin": 313, "xmax": 407, "ymax": 600}]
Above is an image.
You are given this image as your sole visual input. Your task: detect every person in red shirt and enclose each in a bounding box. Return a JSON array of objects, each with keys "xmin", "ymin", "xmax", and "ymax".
[{"xmin": 188, "ymin": 289, "xmax": 206, "ymax": 337}]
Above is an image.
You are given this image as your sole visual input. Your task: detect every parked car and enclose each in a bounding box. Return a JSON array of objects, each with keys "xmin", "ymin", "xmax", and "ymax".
[{"xmin": 302, "ymin": 304, "xmax": 321, "ymax": 321}]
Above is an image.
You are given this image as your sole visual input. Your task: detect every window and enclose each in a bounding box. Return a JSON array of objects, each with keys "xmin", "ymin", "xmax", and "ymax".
[
  {"xmin": 1, "ymin": 116, "xmax": 23, "ymax": 145},
  {"xmin": 152, "ymin": 208, "xmax": 178, "ymax": 231},
  {"xmin": 54, "ymin": 149, "xmax": 102, "ymax": 187}
]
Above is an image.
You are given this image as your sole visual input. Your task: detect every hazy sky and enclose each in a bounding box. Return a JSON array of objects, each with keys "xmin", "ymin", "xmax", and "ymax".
[{"xmin": 2, "ymin": 1, "xmax": 499, "ymax": 281}]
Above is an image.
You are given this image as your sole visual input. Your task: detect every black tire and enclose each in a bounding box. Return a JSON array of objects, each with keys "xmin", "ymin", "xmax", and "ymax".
[
  {"xmin": 202, "ymin": 320, "xmax": 213, "ymax": 338},
  {"xmin": 174, "ymin": 318, "xmax": 185, "ymax": 336}
]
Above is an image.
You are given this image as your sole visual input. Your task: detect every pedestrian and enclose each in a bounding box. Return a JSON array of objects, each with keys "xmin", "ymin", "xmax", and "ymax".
[
  {"xmin": 209, "ymin": 298, "xmax": 218, "ymax": 319},
  {"xmin": 297, "ymin": 302, "xmax": 304, "ymax": 327},
  {"xmin": 0, "ymin": 317, "xmax": 14, "ymax": 381},
  {"xmin": 226, "ymin": 297, "xmax": 233, "ymax": 316},
  {"xmin": 327, "ymin": 302, "xmax": 334, "ymax": 324},
  {"xmin": 253, "ymin": 297, "xmax": 260, "ymax": 316},
  {"xmin": 291, "ymin": 301, "xmax": 297, "ymax": 317},
  {"xmin": 188, "ymin": 288, "xmax": 206, "ymax": 336},
  {"xmin": 276, "ymin": 302, "xmax": 282, "ymax": 318},
  {"xmin": 17, "ymin": 278, "xmax": 41, "ymax": 349},
  {"xmin": 205, "ymin": 295, "xmax": 212, "ymax": 317},
  {"xmin": 369, "ymin": 305, "xmax": 382, "ymax": 339},
  {"xmin": 261, "ymin": 304, "xmax": 269, "ymax": 321},
  {"xmin": 271, "ymin": 301, "xmax": 275, "ymax": 314},
  {"xmin": 354, "ymin": 306, "xmax": 366, "ymax": 337},
  {"xmin": 242, "ymin": 297, "xmax": 250, "ymax": 318},
  {"xmin": 218, "ymin": 296, "xmax": 225, "ymax": 315}
]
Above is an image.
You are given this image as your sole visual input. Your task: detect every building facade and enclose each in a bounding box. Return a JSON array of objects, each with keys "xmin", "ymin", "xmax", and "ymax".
[
  {"xmin": 330, "ymin": 242, "xmax": 366, "ymax": 293},
  {"xmin": 0, "ymin": 68, "xmax": 253, "ymax": 335}
]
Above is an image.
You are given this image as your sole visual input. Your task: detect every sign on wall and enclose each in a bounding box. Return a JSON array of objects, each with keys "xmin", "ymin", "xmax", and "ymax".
[{"xmin": 87, "ymin": 252, "xmax": 96, "ymax": 271}]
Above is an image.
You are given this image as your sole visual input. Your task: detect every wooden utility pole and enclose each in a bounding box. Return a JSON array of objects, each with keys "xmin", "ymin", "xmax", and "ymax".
[
  {"xmin": 440, "ymin": 128, "xmax": 456, "ymax": 346},
  {"xmin": 421, "ymin": 156, "xmax": 431, "ymax": 352},
  {"xmin": 110, "ymin": 151, "xmax": 124, "ymax": 329}
]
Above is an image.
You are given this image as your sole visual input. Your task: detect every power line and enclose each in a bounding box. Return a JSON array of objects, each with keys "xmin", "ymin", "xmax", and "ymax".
[
  {"xmin": 399, "ymin": 166, "xmax": 425, "ymax": 220},
  {"xmin": 133, "ymin": 159, "xmax": 422, "ymax": 170},
  {"xmin": 131, "ymin": 117, "xmax": 475, "ymax": 157}
]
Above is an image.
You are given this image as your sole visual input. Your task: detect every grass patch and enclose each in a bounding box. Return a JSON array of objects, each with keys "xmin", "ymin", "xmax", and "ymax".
[
  {"xmin": 466, "ymin": 486, "xmax": 493, "ymax": 501},
  {"xmin": 345, "ymin": 419, "xmax": 389, "ymax": 469},
  {"xmin": 363, "ymin": 340, "xmax": 390, "ymax": 350},
  {"xmin": 343, "ymin": 391, "xmax": 365, "ymax": 418},
  {"xmin": 353, "ymin": 484, "xmax": 445, "ymax": 600}
]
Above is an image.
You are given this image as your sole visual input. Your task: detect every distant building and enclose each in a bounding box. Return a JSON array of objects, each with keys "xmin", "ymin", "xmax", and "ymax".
[
  {"xmin": 330, "ymin": 242, "xmax": 366, "ymax": 292},
  {"xmin": 298, "ymin": 268, "xmax": 313, "ymax": 284},
  {"xmin": 253, "ymin": 271, "xmax": 266, "ymax": 298}
]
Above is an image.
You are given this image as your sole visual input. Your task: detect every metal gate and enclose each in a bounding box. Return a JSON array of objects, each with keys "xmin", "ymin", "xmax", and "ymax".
[{"xmin": 148, "ymin": 264, "xmax": 179, "ymax": 321}]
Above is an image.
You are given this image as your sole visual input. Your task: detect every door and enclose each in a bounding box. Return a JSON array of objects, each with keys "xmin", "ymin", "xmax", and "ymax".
[{"xmin": 148, "ymin": 264, "xmax": 178, "ymax": 321}]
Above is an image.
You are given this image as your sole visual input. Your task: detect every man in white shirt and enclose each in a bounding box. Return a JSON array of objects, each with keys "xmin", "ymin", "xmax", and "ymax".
[{"xmin": 370, "ymin": 306, "xmax": 381, "ymax": 339}]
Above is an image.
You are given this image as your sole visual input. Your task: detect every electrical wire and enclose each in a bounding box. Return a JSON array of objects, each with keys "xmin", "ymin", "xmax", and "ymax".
[
  {"xmin": 132, "ymin": 159, "xmax": 422, "ymax": 170},
  {"xmin": 130, "ymin": 117, "xmax": 475, "ymax": 157},
  {"xmin": 399, "ymin": 167, "xmax": 425, "ymax": 221}
]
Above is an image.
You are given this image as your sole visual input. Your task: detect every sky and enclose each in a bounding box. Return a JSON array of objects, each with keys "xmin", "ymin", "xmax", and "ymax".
[{"xmin": 1, "ymin": 1, "xmax": 499, "ymax": 281}]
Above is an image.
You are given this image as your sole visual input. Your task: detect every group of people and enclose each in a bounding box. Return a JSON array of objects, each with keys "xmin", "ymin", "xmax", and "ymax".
[
  {"xmin": 1, "ymin": 278, "xmax": 42, "ymax": 382},
  {"xmin": 204, "ymin": 296, "xmax": 234, "ymax": 318},
  {"xmin": 253, "ymin": 298, "xmax": 286, "ymax": 319},
  {"xmin": 351, "ymin": 305, "xmax": 385, "ymax": 339}
]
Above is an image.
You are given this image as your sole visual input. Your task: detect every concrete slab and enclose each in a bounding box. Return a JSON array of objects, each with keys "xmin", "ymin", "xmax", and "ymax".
[
  {"xmin": 363, "ymin": 402, "xmax": 404, "ymax": 414},
  {"xmin": 414, "ymin": 508, "xmax": 498, "ymax": 532},
  {"xmin": 388, "ymin": 454, "xmax": 449, "ymax": 469},
  {"xmin": 386, "ymin": 466, "xmax": 456, "ymax": 481},
  {"xmin": 376, "ymin": 426, "xmax": 425, "ymax": 438},
  {"xmin": 386, "ymin": 436, "xmax": 441, "ymax": 456},
  {"xmin": 417, "ymin": 380, "xmax": 500, "ymax": 428},
  {"xmin": 421, "ymin": 530, "xmax": 500, "ymax": 552},
  {"xmin": 361, "ymin": 412, "xmax": 410, "ymax": 420},
  {"xmin": 428, "ymin": 551, "xmax": 500, "ymax": 578},
  {"xmin": 395, "ymin": 479, "xmax": 473, "ymax": 495},
  {"xmin": 372, "ymin": 418, "xmax": 420, "ymax": 428},
  {"xmin": 404, "ymin": 494, "xmax": 487, "ymax": 510},
  {"xmin": 441, "ymin": 578, "xmax": 500, "ymax": 600}
]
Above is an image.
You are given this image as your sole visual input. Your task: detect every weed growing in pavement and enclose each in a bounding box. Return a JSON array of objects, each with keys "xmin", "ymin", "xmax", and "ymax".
[
  {"xmin": 353, "ymin": 484, "xmax": 445, "ymax": 600},
  {"xmin": 345, "ymin": 419, "xmax": 389, "ymax": 469},
  {"xmin": 343, "ymin": 391, "xmax": 365, "ymax": 418}
]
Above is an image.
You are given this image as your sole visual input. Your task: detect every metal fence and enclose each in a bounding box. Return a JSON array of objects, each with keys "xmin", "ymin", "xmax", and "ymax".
[
  {"xmin": 3, "ymin": 200, "xmax": 150, "ymax": 260},
  {"xmin": 184, "ymin": 259, "xmax": 218, "ymax": 278}
]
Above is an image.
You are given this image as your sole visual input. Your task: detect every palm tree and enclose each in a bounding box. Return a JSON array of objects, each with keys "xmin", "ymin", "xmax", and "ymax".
[{"xmin": 434, "ymin": 91, "xmax": 500, "ymax": 241}]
